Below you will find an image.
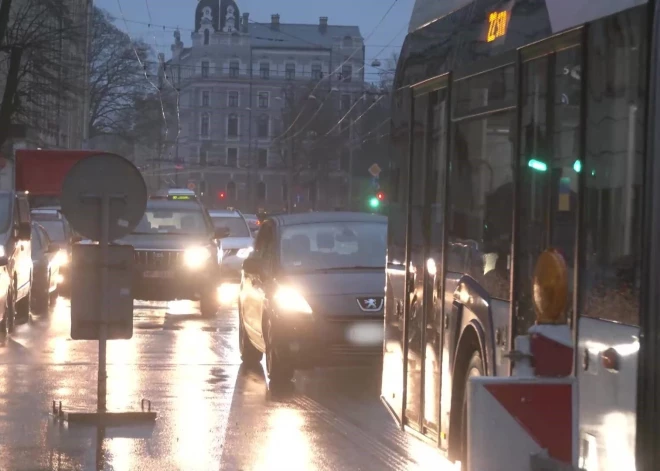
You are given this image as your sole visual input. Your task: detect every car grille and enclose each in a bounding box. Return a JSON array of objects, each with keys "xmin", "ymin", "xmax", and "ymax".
[
  {"xmin": 223, "ymin": 249, "xmax": 238, "ymax": 258},
  {"xmin": 134, "ymin": 250, "xmax": 183, "ymax": 268}
]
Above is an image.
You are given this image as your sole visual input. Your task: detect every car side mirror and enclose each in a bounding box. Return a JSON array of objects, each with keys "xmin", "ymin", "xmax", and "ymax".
[
  {"xmin": 215, "ymin": 227, "xmax": 231, "ymax": 239},
  {"xmin": 72, "ymin": 235, "xmax": 83, "ymax": 243},
  {"xmin": 242, "ymin": 256, "xmax": 262, "ymax": 275},
  {"xmin": 18, "ymin": 223, "xmax": 30, "ymax": 241}
]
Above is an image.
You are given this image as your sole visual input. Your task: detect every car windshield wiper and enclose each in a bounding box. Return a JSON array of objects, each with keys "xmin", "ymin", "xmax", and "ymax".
[{"xmin": 314, "ymin": 265, "xmax": 384, "ymax": 271}]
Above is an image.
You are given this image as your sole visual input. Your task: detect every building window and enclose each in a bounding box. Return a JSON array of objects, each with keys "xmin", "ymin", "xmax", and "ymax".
[
  {"xmin": 204, "ymin": 29, "xmax": 210, "ymax": 45},
  {"xmin": 200, "ymin": 112, "xmax": 210, "ymax": 137},
  {"xmin": 283, "ymin": 89, "xmax": 293, "ymax": 106},
  {"xmin": 282, "ymin": 181, "xmax": 289, "ymax": 201},
  {"xmin": 227, "ymin": 114, "xmax": 238, "ymax": 137},
  {"xmin": 342, "ymin": 36, "xmax": 352, "ymax": 48},
  {"xmin": 311, "ymin": 63, "xmax": 322, "ymax": 80},
  {"xmin": 260, "ymin": 62, "xmax": 269, "ymax": 79},
  {"xmin": 340, "ymin": 118, "xmax": 350, "ymax": 135},
  {"xmin": 341, "ymin": 94, "xmax": 351, "ymax": 110},
  {"xmin": 201, "ymin": 61, "xmax": 209, "ymax": 78},
  {"xmin": 228, "ymin": 91, "xmax": 239, "ymax": 108},
  {"xmin": 341, "ymin": 64, "xmax": 352, "ymax": 82},
  {"xmin": 285, "ymin": 63, "xmax": 295, "ymax": 80},
  {"xmin": 258, "ymin": 92, "xmax": 269, "ymax": 109},
  {"xmin": 227, "ymin": 180, "xmax": 237, "ymax": 199},
  {"xmin": 199, "ymin": 148, "xmax": 208, "ymax": 166},
  {"xmin": 229, "ymin": 60, "xmax": 239, "ymax": 78},
  {"xmin": 340, "ymin": 149, "xmax": 350, "ymax": 171},
  {"xmin": 257, "ymin": 181, "xmax": 266, "ymax": 200},
  {"xmin": 201, "ymin": 91, "xmax": 210, "ymax": 107},
  {"xmin": 257, "ymin": 115, "xmax": 269, "ymax": 138},
  {"xmin": 227, "ymin": 148, "xmax": 238, "ymax": 167},
  {"xmin": 258, "ymin": 149, "xmax": 268, "ymax": 168}
]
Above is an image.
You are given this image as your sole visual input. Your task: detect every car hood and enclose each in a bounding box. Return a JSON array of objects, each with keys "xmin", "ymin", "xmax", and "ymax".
[
  {"xmin": 277, "ymin": 270, "xmax": 385, "ymax": 316},
  {"xmin": 220, "ymin": 237, "xmax": 253, "ymax": 250},
  {"xmin": 116, "ymin": 234, "xmax": 212, "ymax": 250}
]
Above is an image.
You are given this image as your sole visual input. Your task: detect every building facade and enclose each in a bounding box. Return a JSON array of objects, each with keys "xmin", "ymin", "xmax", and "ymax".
[{"xmin": 167, "ymin": 0, "xmax": 365, "ymax": 212}]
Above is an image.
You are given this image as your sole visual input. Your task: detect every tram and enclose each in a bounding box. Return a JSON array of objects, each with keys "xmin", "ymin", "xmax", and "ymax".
[{"xmin": 381, "ymin": 0, "xmax": 660, "ymax": 469}]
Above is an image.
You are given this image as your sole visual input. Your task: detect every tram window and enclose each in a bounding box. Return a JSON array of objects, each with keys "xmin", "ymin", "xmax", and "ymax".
[
  {"xmin": 454, "ymin": 66, "xmax": 515, "ymax": 117},
  {"xmin": 582, "ymin": 9, "xmax": 647, "ymax": 326},
  {"xmin": 447, "ymin": 110, "xmax": 514, "ymax": 300},
  {"xmin": 388, "ymin": 88, "xmax": 411, "ymax": 255},
  {"xmin": 516, "ymin": 46, "xmax": 582, "ymax": 333}
]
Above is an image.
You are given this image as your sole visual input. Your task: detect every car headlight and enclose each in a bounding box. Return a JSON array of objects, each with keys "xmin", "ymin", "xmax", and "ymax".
[
  {"xmin": 273, "ymin": 286, "xmax": 313, "ymax": 314},
  {"xmin": 54, "ymin": 250, "xmax": 69, "ymax": 266},
  {"xmin": 184, "ymin": 246, "xmax": 212, "ymax": 269},
  {"xmin": 236, "ymin": 247, "xmax": 253, "ymax": 259}
]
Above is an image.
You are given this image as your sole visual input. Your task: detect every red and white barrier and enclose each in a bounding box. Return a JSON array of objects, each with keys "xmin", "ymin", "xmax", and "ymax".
[{"xmin": 467, "ymin": 376, "xmax": 577, "ymax": 470}]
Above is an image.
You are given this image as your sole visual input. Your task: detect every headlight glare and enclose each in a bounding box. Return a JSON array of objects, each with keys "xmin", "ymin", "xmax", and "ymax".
[
  {"xmin": 274, "ymin": 287, "xmax": 313, "ymax": 314},
  {"xmin": 184, "ymin": 246, "xmax": 212, "ymax": 269},
  {"xmin": 236, "ymin": 247, "xmax": 253, "ymax": 259},
  {"xmin": 54, "ymin": 250, "xmax": 69, "ymax": 266}
]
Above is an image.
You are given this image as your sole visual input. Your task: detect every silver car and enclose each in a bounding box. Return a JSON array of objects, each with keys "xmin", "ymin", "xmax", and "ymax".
[{"xmin": 209, "ymin": 209, "xmax": 253, "ymax": 302}]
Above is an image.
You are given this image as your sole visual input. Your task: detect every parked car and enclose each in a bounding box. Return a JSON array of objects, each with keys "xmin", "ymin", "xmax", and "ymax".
[
  {"xmin": 30, "ymin": 222, "xmax": 60, "ymax": 311},
  {"xmin": 0, "ymin": 191, "xmax": 33, "ymax": 335}
]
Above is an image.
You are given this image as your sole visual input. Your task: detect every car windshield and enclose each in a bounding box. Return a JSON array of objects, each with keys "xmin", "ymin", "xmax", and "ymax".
[
  {"xmin": 280, "ymin": 221, "xmax": 386, "ymax": 271},
  {"xmin": 133, "ymin": 209, "xmax": 209, "ymax": 235},
  {"xmin": 211, "ymin": 216, "xmax": 250, "ymax": 237},
  {"xmin": 38, "ymin": 220, "xmax": 66, "ymax": 242}
]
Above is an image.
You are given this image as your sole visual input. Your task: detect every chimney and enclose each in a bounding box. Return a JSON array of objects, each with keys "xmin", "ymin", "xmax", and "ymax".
[
  {"xmin": 242, "ymin": 12, "xmax": 249, "ymax": 33},
  {"xmin": 319, "ymin": 16, "xmax": 328, "ymax": 33},
  {"xmin": 271, "ymin": 14, "xmax": 280, "ymax": 30}
]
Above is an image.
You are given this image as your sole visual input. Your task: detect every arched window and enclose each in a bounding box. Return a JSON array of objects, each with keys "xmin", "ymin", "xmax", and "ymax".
[
  {"xmin": 257, "ymin": 115, "xmax": 269, "ymax": 138},
  {"xmin": 204, "ymin": 29, "xmax": 210, "ymax": 45},
  {"xmin": 227, "ymin": 181, "xmax": 237, "ymax": 200},
  {"xmin": 257, "ymin": 181, "xmax": 266, "ymax": 200},
  {"xmin": 227, "ymin": 114, "xmax": 238, "ymax": 137},
  {"xmin": 201, "ymin": 112, "xmax": 210, "ymax": 137}
]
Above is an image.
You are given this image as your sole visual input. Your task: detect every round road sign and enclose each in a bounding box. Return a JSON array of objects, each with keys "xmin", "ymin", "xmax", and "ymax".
[
  {"xmin": 61, "ymin": 153, "xmax": 147, "ymax": 242},
  {"xmin": 187, "ymin": 181, "xmax": 196, "ymax": 190}
]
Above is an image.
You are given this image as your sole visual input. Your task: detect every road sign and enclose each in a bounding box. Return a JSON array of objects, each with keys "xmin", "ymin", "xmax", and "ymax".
[
  {"xmin": 61, "ymin": 153, "xmax": 147, "ymax": 242},
  {"xmin": 368, "ymin": 163, "xmax": 382, "ymax": 177},
  {"xmin": 71, "ymin": 244, "xmax": 134, "ymax": 340},
  {"xmin": 187, "ymin": 181, "xmax": 196, "ymax": 190}
]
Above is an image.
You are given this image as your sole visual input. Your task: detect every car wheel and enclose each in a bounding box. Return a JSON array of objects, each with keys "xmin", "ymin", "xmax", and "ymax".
[
  {"xmin": 200, "ymin": 290, "xmax": 217, "ymax": 318},
  {"xmin": 16, "ymin": 289, "xmax": 30, "ymax": 321},
  {"xmin": 460, "ymin": 351, "xmax": 484, "ymax": 468},
  {"xmin": 3, "ymin": 286, "xmax": 15, "ymax": 334},
  {"xmin": 239, "ymin": 312, "xmax": 263, "ymax": 364},
  {"xmin": 264, "ymin": 315, "xmax": 294, "ymax": 383}
]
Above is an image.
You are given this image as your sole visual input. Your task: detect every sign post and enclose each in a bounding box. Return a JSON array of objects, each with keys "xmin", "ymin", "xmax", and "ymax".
[{"xmin": 56, "ymin": 152, "xmax": 156, "ymax": 424}]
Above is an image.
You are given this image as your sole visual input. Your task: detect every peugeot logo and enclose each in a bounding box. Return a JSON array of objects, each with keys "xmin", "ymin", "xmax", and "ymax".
[{"xmin": 357, "ymin": 297, "xmax": 383, "ymax": 312}]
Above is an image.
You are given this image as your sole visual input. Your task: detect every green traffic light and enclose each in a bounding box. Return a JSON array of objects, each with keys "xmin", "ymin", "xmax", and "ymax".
[
  {"xmin": 528, "ymin": 159, "xmax": 548, "ymax": 172},
  {"xmin": 573, "ymin": 159, "xmax": 582, "ymax": 173},
  {"xmin": 369, "ymin": 197, "xmax": 380, "ymax": 208}
]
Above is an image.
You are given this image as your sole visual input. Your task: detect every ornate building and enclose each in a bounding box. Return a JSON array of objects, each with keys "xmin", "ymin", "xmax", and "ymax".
[{"xmin": 166, "ymin": 0, "xmax": 365, "ymax": 212}]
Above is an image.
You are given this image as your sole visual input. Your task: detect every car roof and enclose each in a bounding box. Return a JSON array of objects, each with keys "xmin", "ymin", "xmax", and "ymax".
[
  {"xmin": 209, "ymin": 210, "xmax": 241, "ymax": 218},
  {"xmin": 270, "ymin": 211, "xmax": 387, "ymax": 227},
  {"xmin": 146, "ymin": 199, "xmax": 203, "ymax": 210}
]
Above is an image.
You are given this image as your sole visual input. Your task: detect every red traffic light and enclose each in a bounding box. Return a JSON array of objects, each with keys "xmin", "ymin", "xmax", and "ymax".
[
  {"xmin": 218, "ymin": 191, "xmax": 226, "ymax": 199},
  {"xmin": 376, "ymin": 191, "xmax": 385, "ymax": 200}
]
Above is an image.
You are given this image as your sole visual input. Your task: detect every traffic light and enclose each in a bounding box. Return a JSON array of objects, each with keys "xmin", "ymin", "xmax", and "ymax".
[
  {"xmin": 218, "ymin": 190, "xmax": 226, "ymax": 200},
  {"xmin": 376, "ymin": 191, "xmax": 385, "ymax": 201},
  {"xmin": 528, "ymin": 159, "xmax": 548, "ymax": 172},
  {"xmin": 369, "ymin": 196, "xmax": 380, "ymax": 209}
]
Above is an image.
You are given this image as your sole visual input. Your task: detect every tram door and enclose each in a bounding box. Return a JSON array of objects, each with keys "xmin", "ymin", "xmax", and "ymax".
[{"xmin": 405, "ymin": 81, "xmax": 448, "ymax": 438}]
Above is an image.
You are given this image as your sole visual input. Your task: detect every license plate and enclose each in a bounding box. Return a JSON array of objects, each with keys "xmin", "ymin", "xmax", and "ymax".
[
  {"xmin": 345, "ymin": 322, "xmax": 383, "ymax": 345},
  {"xmin": 143, "ymin": 270, "xmax": 174, "ymax": 279}
]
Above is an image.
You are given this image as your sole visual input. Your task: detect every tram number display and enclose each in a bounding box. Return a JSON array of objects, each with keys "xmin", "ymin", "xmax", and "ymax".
[{"xmin": 486, "ymin": 10, "xmax": 509, "ymax": 43}]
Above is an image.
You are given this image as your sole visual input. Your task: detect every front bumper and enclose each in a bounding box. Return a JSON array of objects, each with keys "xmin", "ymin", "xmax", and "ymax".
[
  {"xmin": 133, "ymin": 266, "xmax": 218, "ymax": 301},
  {"xmin": 219, "ymin": 255, "xmax": 247, "ymax": 282},
  {"xmin": 270, "ymin": 312, "xmax": 384, "ymax": 368}
]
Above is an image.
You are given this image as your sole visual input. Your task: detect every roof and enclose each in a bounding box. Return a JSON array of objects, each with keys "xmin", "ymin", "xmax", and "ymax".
[
  {"xmin": 209, "ymin": 210, "xmax": 241, "ymax": 217},
  {"xmin": 270, "ymin": 211, "xmax": 387, "ymax": 227},
  {"xmin": 146, "ymin": 199, "xmax": 203, "ymax": 210},
  {"xmin": 249, "ymin": 22, "xmax": 362, "ymax": 50}
]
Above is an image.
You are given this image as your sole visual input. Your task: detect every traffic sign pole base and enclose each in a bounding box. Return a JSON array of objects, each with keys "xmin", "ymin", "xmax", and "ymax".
[{"xmin": 51, "ymin": 400, "xmax": 157, "ymax": 425}]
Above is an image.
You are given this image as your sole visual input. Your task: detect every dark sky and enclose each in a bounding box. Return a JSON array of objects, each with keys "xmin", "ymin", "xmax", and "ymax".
[{"xmin": 96, "ymin": 0, "xmax": 413, "ymax": 82}]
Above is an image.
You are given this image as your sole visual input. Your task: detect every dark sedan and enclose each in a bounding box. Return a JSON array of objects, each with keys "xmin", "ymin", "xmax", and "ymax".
[{"xmin": 238, "ymin": 212, "xmax": 387, "ymax": 383}]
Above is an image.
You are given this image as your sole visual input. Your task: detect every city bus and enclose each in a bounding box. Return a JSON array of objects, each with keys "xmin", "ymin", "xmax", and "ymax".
[{"xmin": 381, "ymin": 0, "xmax": 660, "ymax": 468}]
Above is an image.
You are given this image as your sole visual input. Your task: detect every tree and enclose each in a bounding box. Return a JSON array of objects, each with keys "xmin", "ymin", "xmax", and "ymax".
[
  {"xmin": 273, "ymin": 82, "xmax": 345, "ymax": 211},
  {"xmin": 88, "ymin": 7, "xmax": 152, "ymax": 139},
  {"xmin": 0, "ymin": 0, "xmax": 86, "ymax": 149}
]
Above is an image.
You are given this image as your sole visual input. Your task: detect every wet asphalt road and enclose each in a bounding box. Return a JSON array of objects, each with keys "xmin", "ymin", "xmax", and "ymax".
[{"xmin": 0, "ymin": 297, "xmax": 451, "ymax": 471}]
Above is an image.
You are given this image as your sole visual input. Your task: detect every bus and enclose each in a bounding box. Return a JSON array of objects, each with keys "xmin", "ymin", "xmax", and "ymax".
[{"xmin": 381, "ymin": 0, "xmax": 659, "ymax": 469}]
